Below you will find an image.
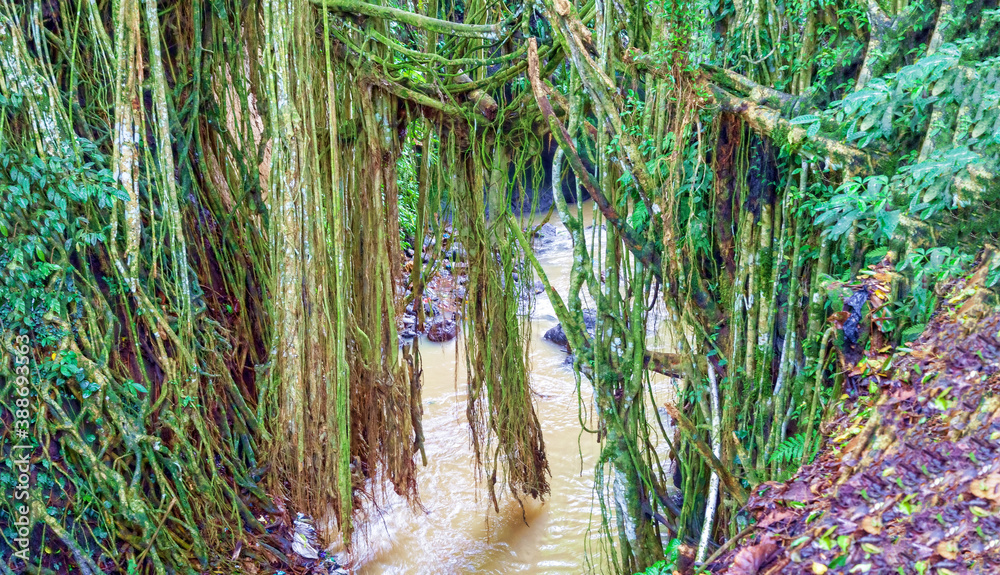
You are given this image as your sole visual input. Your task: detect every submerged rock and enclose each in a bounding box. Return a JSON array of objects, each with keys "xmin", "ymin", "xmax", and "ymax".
[
  {"xmin": 543, "ymin": 309, "xmax": 597, "ymax": 350},
  {"xmin": 519, "ymin": 279, "xmax": 545, "ymax": 301},
  {"xmin": 405, "ymin": 299, "xmax": 435, "ymax": 317},
  {"xmin": 427, "ymin": 319, "xmax": 458, "ymax": 342},
  {"xmin": 531, "ymin": 223, "xmax": 562, "ymax": 252},
  {"xmin": 534, "ymin": 223, "xmax": 560, "ymax": 238}
]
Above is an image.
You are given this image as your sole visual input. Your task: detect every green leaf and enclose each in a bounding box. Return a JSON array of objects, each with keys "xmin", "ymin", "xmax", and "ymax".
[
  {"xmin": 865, "ymin": 247, "xmax": 889, "ymax": 265},
  {"xmin": 791, "ymin": 536, "xmax": 812, "ymax": 548},
  {"xmin": 126, "ymin": 380, "xmax": 148, "ymax": 395},
  {"xmin": 860, "ymin": 113, "xmax": 878, "ymax": 132},
  {"xmin": 790, "ymin": 114, "xmax": 820, "ymax": 125},
  {"xmin": 828, "ymin": 212, "xmax": 858, "ymax": 239},
  {"xmin": 769, "ymin": 433, "xmax": 808, "ymax": 464},
  {"xmin": 829, "ymin": 554, "xmax": 848, "ymax": 569},
  {"xmin": 628, "ymin": 201, "xmax": 650, "ymax": 232},
  {"xmin": 876, "ymin": 209, "xmax": 900, "ymax": 239}
]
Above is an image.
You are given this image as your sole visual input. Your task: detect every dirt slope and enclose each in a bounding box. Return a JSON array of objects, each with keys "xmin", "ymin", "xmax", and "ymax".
[{"xmin": 709, "ymin": 265, "xmax": 1000, "ymax": 574}]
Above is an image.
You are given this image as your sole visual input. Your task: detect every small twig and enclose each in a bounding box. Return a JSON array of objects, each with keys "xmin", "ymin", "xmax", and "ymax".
[
  {"xmin": 134, "ymin": 497, "xmax": 177, "ymax": 566},
  {"xmin": 694, "ymin": 522, "xmax": 756, "ymax": 573}
]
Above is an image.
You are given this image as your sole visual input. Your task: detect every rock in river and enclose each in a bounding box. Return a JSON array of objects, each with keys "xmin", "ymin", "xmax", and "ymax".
[
  {"xmin": 427, "ymin": 319, "xmax": 458, "ymax": 342},
  {"xmin": 543, "ymin": 309, "xmax": 597, "ymax": 350}
]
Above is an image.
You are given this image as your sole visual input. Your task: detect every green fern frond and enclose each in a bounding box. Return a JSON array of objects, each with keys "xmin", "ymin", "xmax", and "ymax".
[{"xmin": 769, "ymin": 433, "xmax": 807, "ymax": 465}]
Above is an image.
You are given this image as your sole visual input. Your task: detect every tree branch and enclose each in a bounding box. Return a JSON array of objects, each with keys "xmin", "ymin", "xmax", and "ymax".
[
  {"xmin": 710, "ymin": 85, "xmax": 875, "ymax": 172},
  {"xmin": 700, "ymin": 64, "xmax": 795, "ymax": 109},
  {"xmin": 644, "ymin": 350, "xmax": 705, "ymax": 379},
  {"xmin": 453, "ymin": 72, "xmax": 498, "ymax": 121},
  {"xmin": 328, "ymin": 42, "xmax": 492, "ymax": 122},
  {"xmin": 526, "ymin": 38, "xmax": 663, "ymax": 276},
  {"xmin": 537, "ymin": 0, "xmax": 659, "ymax": 195},
  {"xmin": 664, "ymin": 404, "xmax": 750, "ymax": 505},
  {"xmin": 856, "ymin": 0, "xmax": 927, "ymax": 89},
  {"xmin": 314, "ymin": 0, "xmax": 509, "ymax": 40}
]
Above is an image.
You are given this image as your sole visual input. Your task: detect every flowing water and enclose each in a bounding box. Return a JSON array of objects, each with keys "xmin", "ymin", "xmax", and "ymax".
[{"xmin": 343, "ymin": 205, "xmax": 676, "ymax": 574}]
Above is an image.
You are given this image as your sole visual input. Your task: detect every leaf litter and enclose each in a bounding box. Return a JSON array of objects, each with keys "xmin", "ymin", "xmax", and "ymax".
[{"xmin": 709, "ymin": 265, "xmax": 1000, "ymax": 574}]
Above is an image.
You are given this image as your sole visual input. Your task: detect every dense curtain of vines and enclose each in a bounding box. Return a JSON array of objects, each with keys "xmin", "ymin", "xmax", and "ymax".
[
  {"xmin": 1, "ymin": 0, "xmax": 998, "ymax": 571},
  {"xmin": 0, "ymin": 0, "xmax": 549, "ymax": 570},
  {"xmin": 261, "ymin": 0, "xmax": 425, "ymax": 540},
  {"xmin": 0, "ymin": 1, "xmax": 272, "ymax": 572},
  {"xmin": 264, "ymin": 0, "xmax": 552, "ymax": 537}
]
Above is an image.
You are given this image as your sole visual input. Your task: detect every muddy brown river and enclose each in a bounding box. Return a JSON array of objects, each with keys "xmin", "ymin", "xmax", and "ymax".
[{"xmin": 336, "ymin": 206, "xmax": 676, "ymax": 574}]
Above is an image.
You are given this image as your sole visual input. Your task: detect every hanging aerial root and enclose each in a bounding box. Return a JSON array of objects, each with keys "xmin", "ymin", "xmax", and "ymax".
[{"xmin": 447, "ymin": 136, "xmax": 550, "ymax": 511}]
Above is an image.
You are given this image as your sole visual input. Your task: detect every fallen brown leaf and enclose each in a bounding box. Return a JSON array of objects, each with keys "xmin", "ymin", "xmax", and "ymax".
[
  {"xmin": 970, "ymin": 473, "xmax": 1000, "ymax": 502},
  {"xmin": 728, "ymin": 535, "xmax": 779, "ymax": 575},
  {"xmin": 861, "ymin": 515, "xmax": 882, "ymax": 535}
]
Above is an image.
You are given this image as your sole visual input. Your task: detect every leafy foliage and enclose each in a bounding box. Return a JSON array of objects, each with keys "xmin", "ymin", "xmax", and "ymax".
[
  {"xmin": 396, "ymin": 142, "xmax": 420, "ymax": 248},
  {"xmin": 0, "ymin": 148, "xmax": 145, "ymax": 566},
  {"xmin": 633, "ymin": 538, "xmax": 683, "ymax": 575},
  {"xmin": 768, "ymin": 433, "xmax": 809, "ymax": 465},
  {"xmin": 811, "ymin": 175, "xmax": 898, "ymax": 241},
  {"xmin": 0, "ymin": 150, "xmax": 117, "ymax": 334}
]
